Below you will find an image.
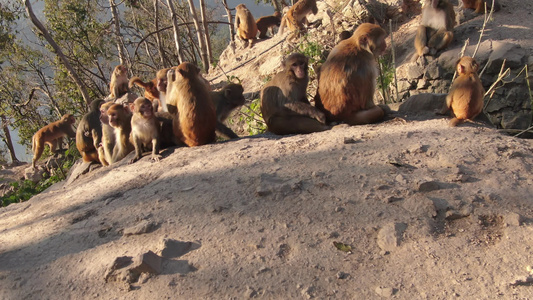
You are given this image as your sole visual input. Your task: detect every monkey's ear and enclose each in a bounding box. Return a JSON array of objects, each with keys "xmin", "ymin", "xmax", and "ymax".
[{"xmin": 127, "ymin": 103, "xmax": 135, "ymax": 113}]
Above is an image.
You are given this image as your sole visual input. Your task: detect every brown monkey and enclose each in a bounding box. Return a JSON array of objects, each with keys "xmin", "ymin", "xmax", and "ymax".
[
  {"xmin": 107, "ymin": 104, "xmax": 134, "ymax": 163},
  {"xmin": 98, "ymin": 102, "xmax": 117, "ymax": 166},
  {"xmin": 235, "ymin": 4, "xmax": 258, "ymax": 47},
  {"xmin": 261, "ymin": 53, "xmax": 329, "ymax": 135},
  {"xmin": 414, "ymin": 0, "xmax": 455, "ymax": 60},
  {"xmin": 462, "ymin": 0, "xmax": 500, "ymax": 13},
  {"xmin": 32, "ymin": 114, "xmax": 76, "ymax": 168},
  {"xmin": 109, "ymin": 65, "xmax": 129, "ymax": 99},
  {"xmin": 439, "ymin": 56, "xmax": 484, "ymax": 127},
  {"xmin": 256, "ymin": 11, "xmax": 282, "ymax": 39},
  {"xmin": 76, "ymin": 99, "xmax": 104, "ymax": 163},
  {"xmin": 130, "ymin": 97, "xmax": 161, "ymax": 163},
  {"xmin": 278, "ymin": 0, "xmax": 318, "ymax": 37},
  {"xmin": 210, "ymin": 83, "xmax": 246, "ymax": 139},
  {"xmin": 166, "ymin": 63, "xmax": 216, "ymax": 147},
  {"xmin": 129, "ymin": 68, "xmax": 171, "ymax": 112},
  {"xmin": 338, "ymin": 30, "xmax": 352, "ymax": 42},
  {"xmin": 315, "ymin": 23, "xmax": 387, "ymax": 125}
]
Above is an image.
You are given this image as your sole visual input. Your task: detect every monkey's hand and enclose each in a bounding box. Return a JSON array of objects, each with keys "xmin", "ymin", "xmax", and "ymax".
[
  {"xmin": 151, "ymin": 154, "xmax": 162, "ymax": 162},
  {"xmin": 129, "ymin": 156, "xmax": 140, "ymax": 164}
]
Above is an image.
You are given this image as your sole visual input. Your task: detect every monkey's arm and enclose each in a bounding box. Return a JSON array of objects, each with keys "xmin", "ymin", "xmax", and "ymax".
[
  {"xmin": 283, "ymin": 102, "xmax": 326, "ymax": 123},
  {"xmin": 216, "ymin": 121, "xmax": 239, "ymax": 139}
]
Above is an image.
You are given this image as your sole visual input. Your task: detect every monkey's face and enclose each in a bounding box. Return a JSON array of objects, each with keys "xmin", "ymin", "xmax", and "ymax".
[
  {"xmin": 291, "ymin": 60, "xmax": 308, "ymax": 79},
  {"xmin": 100, "ymin": 110, "xmax": 109, "ymax": 124},
  {"xmin": 138, "ymin": 101, "xmax": 153, "ymax": 118},
  {"xmin": 107, "ymin": 108, "xmax": 123, "ymax": 128},
  {"xmin": 374, "ymin": 34, "xmax": 387, "ymax": 57}
]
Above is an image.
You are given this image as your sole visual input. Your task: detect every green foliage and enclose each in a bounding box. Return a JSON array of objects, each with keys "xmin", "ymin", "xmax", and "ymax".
[
  {"xmin": 296, "ymin": 36, "xmax": 324, "ymax": 65},
  {"xmin": 239, "ymin": 98, "xmax": 266, "ymax": 135},
  {"xmin": 377, "ymin": 55, "xmax": 396, "ymax": 103}
]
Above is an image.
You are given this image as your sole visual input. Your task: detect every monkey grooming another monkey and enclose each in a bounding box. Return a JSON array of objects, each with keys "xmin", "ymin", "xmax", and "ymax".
[
  {"xmin": 315, "ymin": 23, "xmax": 388, "ymax": 125},
  {"xmin": 107, "ymin": 103, "xmax": 134, "ymax": 163},
  {"xmin": 109, "ymin": 64, "xmax": 130, "ymax": 99},
  {"xmin": 76, "ymin": 99, "xmax": 104, "ymax": 164},
  {"xmin": 166, "ymin": 63, "xmax": 217, "ymax": 147},
  {"xmin": 235, "ymin": 4, "xmax": 258, "ymax": 48},
  {"xmin": 278, "ymin": 0, "xmax": 318, "ymax": 38},
  {"xmin": 32, "ymin": 114, "xmax": 76, "ymax": 169},
  {"xmin": 261, "ymin": 53, "xmax": 329, "ymax": 135},
  {"xmin": 439, "ymin": 56, "xmax": 484, "ymax": 127},
  {"xmin": 256, "ymin": 11, "xmax": 282, "ymax": 39},
  {"xmin": 413, "ymin": 0, "xmax": 455, "ymax": 61},
  {"xmin": 210, "ymin": 83, "xmax": 246, "ymax": 139},
  {"xmin": 130, "ymin": 97, "xmax": 162, "ymax": 163}
]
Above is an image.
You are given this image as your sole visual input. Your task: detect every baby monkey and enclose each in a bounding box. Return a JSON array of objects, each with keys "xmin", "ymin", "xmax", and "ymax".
[{"xmin": 130, "ymin": 97, "xmax": 162, "ymax": 163}]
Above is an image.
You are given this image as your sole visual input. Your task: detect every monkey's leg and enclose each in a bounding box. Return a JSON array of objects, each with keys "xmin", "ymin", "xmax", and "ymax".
[
  {"xmin": 415, "ymin": 25, "xmax": 430, "ymax": 56},
  {"xmin": 346, "ymin": 106, "xmax": 385, "ymax": 125},
  {"xmin": 268, "ymin": 116, "xmax": 330, "ymax": 135},
  {"xmin": 428, "ymin": 29, "xmax": 453, "ymax": 54}
]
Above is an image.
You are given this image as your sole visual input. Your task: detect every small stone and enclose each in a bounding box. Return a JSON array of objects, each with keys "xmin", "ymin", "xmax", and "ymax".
[
  {"xmin": 418, "ymin": 181, "xmax": 440, "ymax": 192},
  {"xmin": 159, "ymin": 239, "xmax": 193, "ymax": 258},
  {"xmin": 336, "ymin": 272, "xmax": 348, "ymax": 279},
  {"xmin": 375, "ymin": 286, "xmax": 394, "ymax": 297},
  {"xmin": 123, "ymin": 220, "xmax": 156, "ymax": 236},
  {"xmin": 244, "ymin": 286, "xmax": 257, "ymax": 298},
  {"xmin": 130, "ymin": 251, "xmax": 162, "ymax": 275},
  {"xmin": 377, "ymin": 223, "xmax": 407, "ymax": 251},
  {"xmin": 503, "ymin": 212, "xmax": 523, "ymax": 226}
]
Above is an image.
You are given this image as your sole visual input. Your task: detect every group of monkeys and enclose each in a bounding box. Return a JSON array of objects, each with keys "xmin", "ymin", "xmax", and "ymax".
[{"xmin": 30, "ymin": 0, "xmax": 495, "ymax": 169}]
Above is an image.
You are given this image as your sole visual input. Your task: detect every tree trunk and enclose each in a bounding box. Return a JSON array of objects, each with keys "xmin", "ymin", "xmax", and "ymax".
[
  {"xmin": 154, "ymin": 0, "xmax": 167, "ymax": 67},
  {"xmin": 187, "ymin": 0, "xmax": 210, "ymax": 73},
  {"xmin": 1, "ymin": 115, "xmax": 19, "ymax": 163},
  {"xmin": 199, "ymin": 0, "xmax": 212, "ymax": 64},
  {"xmin": 221, "ymin": 0, "xmax": 235, "ymax": 42},
  {"xmin": 271, "ymin": 0, "xmax": 281, "ymax": 12},
  {"xmin": 166, "ymin": 0, "xmax": 185, "ymax": 64},
  {"xmin": 23, "ymin": 0, "xmax": 91, "ymax": 106},
  {"xmin": 109, "ymin": 0, "xmax": 127, "ymax": 65}
]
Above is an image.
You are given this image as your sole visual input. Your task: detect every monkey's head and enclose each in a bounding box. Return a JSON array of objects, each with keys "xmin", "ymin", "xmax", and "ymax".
[
  {"xmin": 89, "ymin": 99, "xmax": 105, "ymax": 113},
  {"xmin": 285, "ymin": 53, "xmax": 308, "ymax": 80},
  {"xmin": 236, "ymin": 4, "xmax": 247, "ymax": 10},
  {"xmin": 175, "ymin": 62, "xmax": 200, "ymax": 80},
  {"xmin": 99, "ymin": 102, "xmax": 114, "ymax": 124},
  {"xmin": 354, "ymin": 23, "xmax": 387, "ymax": 57},
  {"xmin": 431, "ymin": 0, "xmax": 446, "ymax": 9},
  {"xmin": 133, "ymin": 97, "xmax": 154, "ymax": 118},
  {"xmin": 114, "ymin": 65, "xmax": 127, "ymax": 76},
  {"xmin": 107, "ymin": 104, "xmax": 130, "ymax": 128},
  {"xmin": 62, "ymin": 114, "xmax": 76, "ymax": 124},
  {"xmin": 273, "ymin": 11, "xmax": 281, "ymax": 18},
  {"xmin": 224, "ymin": 84, "xmax": 246, "ymax": 106},
  {"xmin": 156, "ymin": 68, "xmax": 170, "ymax": 92},
  {"xmin": 456, "ymin": 56, "xmax": 479, "ymax": 75}
]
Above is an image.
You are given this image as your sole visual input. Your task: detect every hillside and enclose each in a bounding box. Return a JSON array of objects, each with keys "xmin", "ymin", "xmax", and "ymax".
[{"xmin": 1, "ymin": 0, "xmax": 533, "ymax": 299}]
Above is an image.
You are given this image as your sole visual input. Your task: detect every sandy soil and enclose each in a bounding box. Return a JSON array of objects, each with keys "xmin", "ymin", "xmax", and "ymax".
[{"xmin": 1, "ymin": 0, "xmax": 533, "ymax": 299}]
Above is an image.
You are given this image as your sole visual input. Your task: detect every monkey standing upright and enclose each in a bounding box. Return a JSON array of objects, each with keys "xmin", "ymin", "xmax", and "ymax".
[
  {"xmin": 261, "ymin": 53, "xmax": 329, "ymax": 135},
  {"xmin": 235, "ymin": 4, "xmax": 258, "ymax": 47},
  {"xmin": 166, "ymin": 63, "xmax": 216, "ymax": 147},
  {"xmin": 32, "ymin": 114, "xmax": 76, "ymax": 168},
  {"xmin": 315, "ymin": 23, "xmax": 388, "ymax": 125},
  {"xmin": 130, "ymin": 97, "xmax": 162, "ymax": 163},
  {"xmin": 76, "ymin": 99, "xmax": 105, "ymax": 163},
  {"xmin": 439, "ymin": 56, "xmax": 485, "ymax": 127}
]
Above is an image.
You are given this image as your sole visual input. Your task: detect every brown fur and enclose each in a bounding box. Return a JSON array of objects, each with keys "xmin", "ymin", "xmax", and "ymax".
[
  {"xmin": 107, "ymin": 104, "xmax": 134, "ymax": 163},
  {"xmin": 109, "ymin": 65, "xmax": 129, "ymax": 99},
  {"xmin": 129, "ymin": 68, "xmax": 171, "ymax": 113},
  {"xmin": 278, "ymin": 0, "xmax": 318, "ymax": 37},
  {"xmin": 256, "ymin": 11, "xmax": 281, "ymax": 39},
  {"xmin": 261, "ymin": 53, "xmax": 329, "ymax": 135},
  {"xmin": 235, "ymin": 4, "xmax": 258, "ymax": 47},
  {"xmin": 210, "ymin": 83, "xmax": 246, "ymax": 139},
  {"xmin": 167, "ymin": 63, "xmax": 216, "ymax": 147},
  {"xmin": 130, "ymin": 97, "xmax": 161, "ymax": 163},
  {"xmin": 32, "ymin": 114, "xmax": 76, "ymax": 168},
  {"xmin": 440, "ymin": 56, "xmax": 485, "ymax": 126},
  {"xmin": 315, "ymin": 23, "xmax": 387, "ymax": 125},
  {"xmin": 97, "ymin": 102, "xmax": 116, "ymax": 166},
  {"xmin": 414, "ymin": 0, "xmax": 455, "ymax": 59},
  {"xmin": 462, "ymin": 0, "xmax": 500, "ymax": 13},
  {"xmin": 76, "ymin": 99, "xmax": 104, "ymax": 163}
]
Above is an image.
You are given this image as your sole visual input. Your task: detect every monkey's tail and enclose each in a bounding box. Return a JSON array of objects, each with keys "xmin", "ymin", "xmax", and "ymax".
[
  {"xmin": 129, "ymin": 77, "xmax": 147, "ymax": 89},
  {"xmin": 448, "ymin": 117, "xmax": 464, "ymax": 127},
  {"xmin": 31, "ymin": 134, "xmax": 36, "ymax": 154}
]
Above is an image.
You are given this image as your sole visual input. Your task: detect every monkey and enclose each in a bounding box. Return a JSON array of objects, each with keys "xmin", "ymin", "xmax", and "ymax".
[
  {"xmin": 107, "ymin": 103, "xmax": 134, "ymax": 163},
  {"xmin": 129, "ymin": 68, "xmax": 171, "ymax": 113},
  {"xmin": 130, "ymin": 97, "xmax": 162, "ymax": 163},
  {"xmin": 109, "ymin": 64, "xmax": 129, "ymax": 99},
  {"xmin": 166, "ymin": 63, "xmax": 216, "ymax": 147},
  {"xmin": 32, "ymin": 114, "xmax": 76, "ymax": 169},
  {"xmin": 235, "ymin": 4, "xmax": 258, "ymax": 47},
  {"xmin": 76, "ymin": 99, "xmax": 105, "ymax": 164},
  {"xmin": 256, "ymin": 11, "xmax": 282, "ymax": 39},
  {"xmin": 462, "ymin": 0, "xmax": 500, "ymax": 13},
  {"xmin": 278, "ymin": 0, "xmax": 318, "ymax": 38},
  {"xmin": 210, "ymin": 83, "xmax": 246, "ymax": 139},
  {"xmin": 98, "ymin": 102, "xmax": 117, "ymax": 166},
  {"xmin": 413, "ymin": 0, "xmax": 455, "ymax": 61},
  {"xmin": 338, "ymin": 30, "xmax": 352, "ymax": 42},
  {"xmin": 261, "ymin": 53, "xmax": 329, "ymax": 135},
  {"xmin": 438, "ymin": 56, "xmax": 485, "ymax": 127},
  {"xmin": 315, "ymin": 23, "xmax": 387, "ymax": 125}
]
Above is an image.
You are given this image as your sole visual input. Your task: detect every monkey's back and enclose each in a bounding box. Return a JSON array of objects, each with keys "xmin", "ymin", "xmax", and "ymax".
[{"xmin": 449, "ymin": 75, "xmax": 484, "ymax": 120}]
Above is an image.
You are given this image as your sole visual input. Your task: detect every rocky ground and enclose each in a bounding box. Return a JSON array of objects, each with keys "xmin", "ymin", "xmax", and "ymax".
[{"xmin": 1, "ymin": 0, "xmax": 533, "ymax": 299}]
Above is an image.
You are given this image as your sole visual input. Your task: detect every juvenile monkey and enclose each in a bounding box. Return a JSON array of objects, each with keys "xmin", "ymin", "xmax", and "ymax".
[
  {"xmin": 278, "ymin": 0, "xmax": 318, "ymax": 37},
  {"xmin": 413, "ymin": 0, "xmax": 455, "ymax": 60},
  {"xmin": 261, "ymin": 53, "xmax": 329, "ymax": 135},
  {"xmin": 210, "ymin": 83, "xmax": 246, "ymax": 139},
  {"xmin": 166, "ymin": 63, "xmax": 216, "ymax": 147},
  {"xmin": 109, "ymin": 64, "xmax": 129, "ymax": 99},
  {"xmin": 235, "ymin": 4, "xmax": 258, "ymax": 47},
  {"xmin": 439, "ymin": 56, "xmax": 484, "ymax": 127},
  {"xmin": 32, "ymin": 114, "xmax": 76, "ymax": 168},
  {"xmin": 76, "ymin": 99, "xmax": 104, "ymax": 163},
  {"xmin": 129, "ymin": 68, "xmax": 170, "ymax": 112},
  {"xmin": 107, "ymin": 104, "xmax": 134, "ymax": 163},
  {"xmin": 130, "ymin": 97, "xmax": 161, "ymax": 163},
  {"xmin": 98, "ymin": 102, "xmax": 117, "ymax": 166},
  {"xmin": 256, "ymin": 11, "xmax": 282, "ymax": 39},
  {"xmin": 315, "ymin": 23, "xmax": 387, "ymax": 125},
  {"xmin": 462, "ymin": 0, "xmax": 500, "ymax": 13}
]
